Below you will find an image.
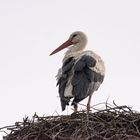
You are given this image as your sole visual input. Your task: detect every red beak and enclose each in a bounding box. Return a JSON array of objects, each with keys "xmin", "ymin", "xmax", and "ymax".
[{"xmin": 49, "ymin": 39, "xmax": 73, "ymax": 56}]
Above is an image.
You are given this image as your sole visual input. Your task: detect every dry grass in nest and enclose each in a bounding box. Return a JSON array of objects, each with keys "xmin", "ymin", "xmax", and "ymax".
[{"xmin": 1, "ymin": 103, "xmax": 140, "ymax": 140}]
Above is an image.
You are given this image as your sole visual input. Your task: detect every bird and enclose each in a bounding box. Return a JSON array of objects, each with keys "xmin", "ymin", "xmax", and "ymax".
[{"xmin": 50, "ymin": 31, "xmax": 105, "ymax": 112}]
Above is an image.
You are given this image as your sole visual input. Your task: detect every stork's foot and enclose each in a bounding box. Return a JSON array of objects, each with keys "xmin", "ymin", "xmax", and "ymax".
[{"xmin": 71, "ymin": 108, "xmax": 78, "ymax": 113}]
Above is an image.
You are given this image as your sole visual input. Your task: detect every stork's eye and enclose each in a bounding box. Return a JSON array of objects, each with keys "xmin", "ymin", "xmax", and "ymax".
[{"xmin": 72, "ymin": 34, "xmax": 77, "ymax": 38}]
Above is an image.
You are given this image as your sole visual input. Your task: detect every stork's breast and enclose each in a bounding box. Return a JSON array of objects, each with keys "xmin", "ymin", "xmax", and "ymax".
[{"xmin": 64, "ymin": 75, "xmax": 73, "ymax": 97}]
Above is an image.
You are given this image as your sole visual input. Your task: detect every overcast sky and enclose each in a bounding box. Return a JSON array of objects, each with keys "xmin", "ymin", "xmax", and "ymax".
[{"xmin": 0, "ymin": 0, "xmax": 140, "ymax": 138}]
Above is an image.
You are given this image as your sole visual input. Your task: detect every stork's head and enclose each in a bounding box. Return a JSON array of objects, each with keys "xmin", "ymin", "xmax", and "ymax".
[{"xmin": 50, "ymin": 31, "xmax": 88, "ymax": 56}]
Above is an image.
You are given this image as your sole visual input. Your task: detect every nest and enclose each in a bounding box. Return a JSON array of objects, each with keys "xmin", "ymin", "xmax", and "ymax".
[{"xmin": 1, "ymin": 103, "xmax": 140, "ymax": 140}]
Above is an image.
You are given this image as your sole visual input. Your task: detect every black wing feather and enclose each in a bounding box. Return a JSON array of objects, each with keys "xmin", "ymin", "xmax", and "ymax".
[
  {"xmin": 57, "ymin": 57, "xmax": 75, "ymax": 111},
  {"xmin": 71, "ymin": 55, "xmax": 97, "ymax": 105},
  {"xmin": 62, "ymin": 57, "xmax": 75, "ymax": 74},
  {"xmin": 57, "ymin": 55, "xmax": 104, "ymax": 111}
]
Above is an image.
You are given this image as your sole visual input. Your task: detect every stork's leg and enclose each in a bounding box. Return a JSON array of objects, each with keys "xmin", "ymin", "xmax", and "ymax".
[
  {"xmin": 73, "ymin": 103, "xmax": 78, "ymax": 112},
  {"xmin": 87, "ymin": 95, "xmax": 92, "ymax": 111}
]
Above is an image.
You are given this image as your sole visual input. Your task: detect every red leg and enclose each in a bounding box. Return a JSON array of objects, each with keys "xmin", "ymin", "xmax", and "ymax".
[
  {"xmin": 73, "ymin": 103, "xmax": 78, "ymax": 112},
  {"xmin": 87, "ymin": 95, "xmax": 92, "ymax": 111}
]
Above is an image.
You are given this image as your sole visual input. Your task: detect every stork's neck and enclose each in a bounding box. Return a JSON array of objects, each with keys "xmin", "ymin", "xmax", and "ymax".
[
  {"xmin": 63, "ymin": 43, "xmax": 86, "ymax": 62},
  {"xmin": 66, "ymin": 40, "xmax": 87, "ymax": 54}
]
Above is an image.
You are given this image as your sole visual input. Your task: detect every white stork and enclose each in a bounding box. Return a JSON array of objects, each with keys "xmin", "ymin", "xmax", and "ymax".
[{"xmin": 50, "ymin": 31, "xmax": 105, "ymax": 112}]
